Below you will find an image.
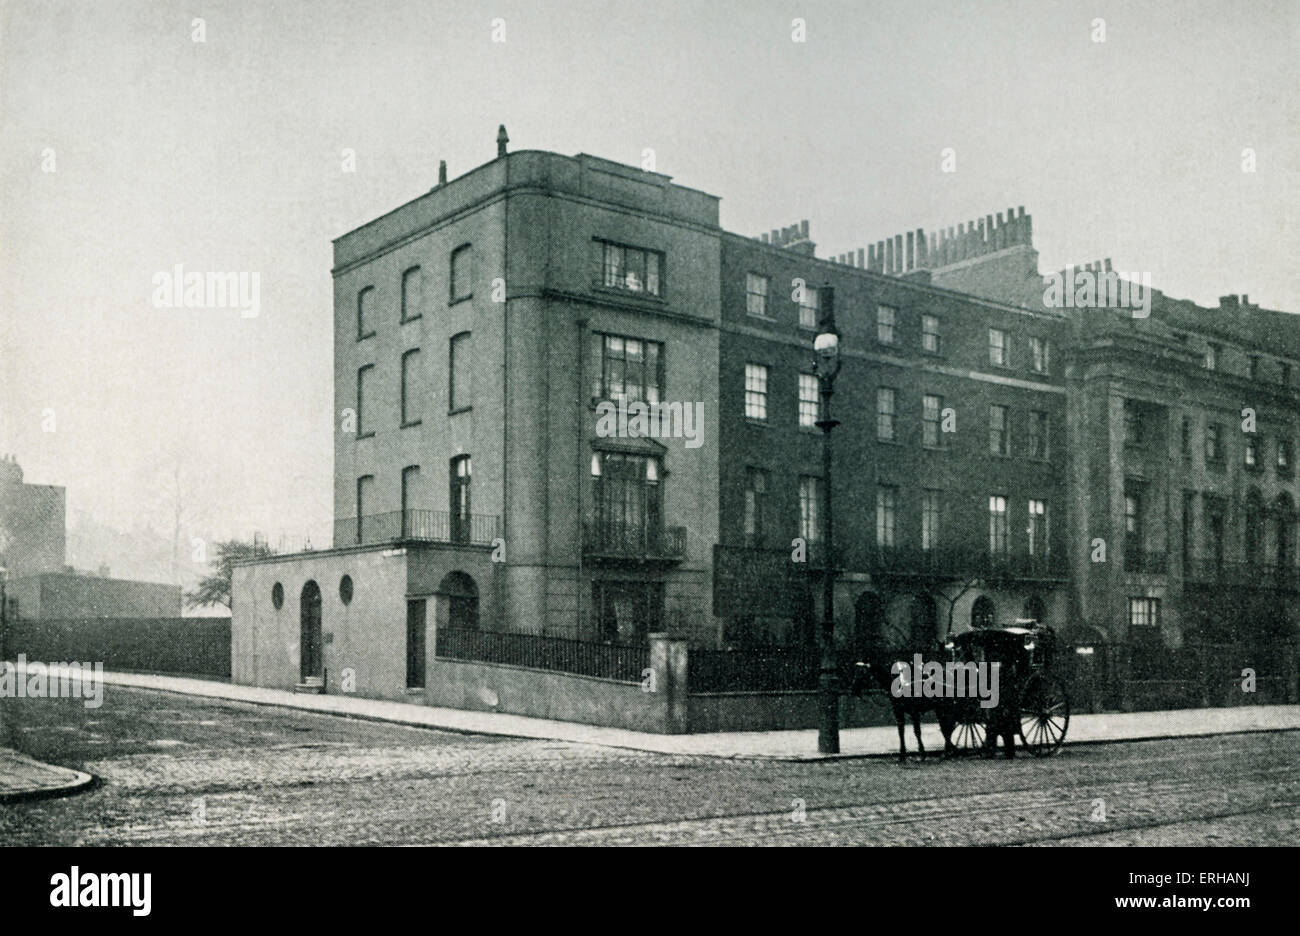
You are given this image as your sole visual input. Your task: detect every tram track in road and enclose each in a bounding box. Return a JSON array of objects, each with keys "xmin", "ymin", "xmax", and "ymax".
[{"xmin": 435, "ymin": 763, "xmax": 1300, "ymax": 846}]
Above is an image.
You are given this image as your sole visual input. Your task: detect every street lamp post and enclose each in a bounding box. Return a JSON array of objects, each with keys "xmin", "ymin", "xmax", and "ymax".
[{"xmin": 813, "ymin": 287, "xmax": 842, "ymax": 754}]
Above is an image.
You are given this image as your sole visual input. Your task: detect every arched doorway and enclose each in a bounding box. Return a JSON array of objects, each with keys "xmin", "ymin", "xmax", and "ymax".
[
  {"xmin": 300, "ymin": 580, "xmax": 323, "ymax": 681},
  {"xmin": 971, "ymin": 595, "xmax": 995, "ymax": 629},
  {"xmin": 439, "ymin": 571, "xmax": 479, "ymax": 631}
]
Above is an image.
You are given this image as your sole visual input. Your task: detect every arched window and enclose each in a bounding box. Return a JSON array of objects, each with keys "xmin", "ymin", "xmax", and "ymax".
[
  {"xmin": 401, "ymin": 266, "xmax": 422, "ymax": 322},
  {"xmin": 971, "ymin": 595, "xmax": 995, "ymax": 629},
  {"xmin": 357, "ymin": 286, "xmax": 375, "ymax": 340},
  {"xmin": 450, "ymin": 244, "xmax": 474, "ymax": 302},
  {"xmin": 449, "ymin": 332, "xmax": 472, "ymax": 412}
]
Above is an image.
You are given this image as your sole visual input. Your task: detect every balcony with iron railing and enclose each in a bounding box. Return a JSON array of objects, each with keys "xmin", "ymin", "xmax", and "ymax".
[
  {"xmin": 332, "ymin": 510, "xmax": 501, "ymax": 549},
  {"xmin": 871, "ymin": 545, "xmax": 1066, "ymax": 581},
  {"xmin": 1184, "ymin": 554, "xmax": 1300, "ymax": 591},
  {"xmin": 582, "ymin": 521, "xmax": 687, "ymax": 563}
]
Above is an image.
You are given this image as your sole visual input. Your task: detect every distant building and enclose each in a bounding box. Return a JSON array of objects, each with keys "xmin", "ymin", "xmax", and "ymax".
[
  {"xmin": 0, "ymin": 453, "xmax": 66, "ymax": 581},
  {"xmin": 0, "ymin": 456, "xmax": 181, "ymax": 620}
]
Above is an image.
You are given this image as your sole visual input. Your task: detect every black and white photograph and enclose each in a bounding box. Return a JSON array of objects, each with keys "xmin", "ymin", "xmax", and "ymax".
[{"xmin": 0, "ymin": 0, "xmax": 1294, "ymax": 905}]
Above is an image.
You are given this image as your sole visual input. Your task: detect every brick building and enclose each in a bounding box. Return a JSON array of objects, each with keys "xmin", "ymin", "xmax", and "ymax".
[{"xmin": 231, "ymin": 137, "xmax": 1297, "ymax": 712}]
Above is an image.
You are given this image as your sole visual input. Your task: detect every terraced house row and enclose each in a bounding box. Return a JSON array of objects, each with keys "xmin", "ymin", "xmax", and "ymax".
[{"xmin": 231, "ymin": 135, "xmax": 1298, "ymax": 719}]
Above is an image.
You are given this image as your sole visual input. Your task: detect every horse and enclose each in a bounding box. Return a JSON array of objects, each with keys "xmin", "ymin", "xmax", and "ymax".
[{"xmin": 848, "ymin": 645, "xmax": 959, "ymax": 764}]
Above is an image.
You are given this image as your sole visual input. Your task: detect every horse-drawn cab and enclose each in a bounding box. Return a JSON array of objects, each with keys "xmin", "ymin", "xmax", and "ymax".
[{"xmin": 944, "ymin": 620, "xmax": 1070, "ymax": 757}]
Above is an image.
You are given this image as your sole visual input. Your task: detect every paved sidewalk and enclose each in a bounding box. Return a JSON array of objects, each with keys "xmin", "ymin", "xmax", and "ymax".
[
  {"xmin": 0, "ymin": 747, "xmax": 95, "ymax": 802},
  {"xmin": 53, "ymin": 668, "xmax": 1300, "ymax": 761}
]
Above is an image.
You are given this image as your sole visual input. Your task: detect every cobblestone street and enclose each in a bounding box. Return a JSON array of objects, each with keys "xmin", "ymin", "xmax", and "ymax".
[{"xmin": 2, "ymin": 686, "xmax": 1296, "ymax": 846}]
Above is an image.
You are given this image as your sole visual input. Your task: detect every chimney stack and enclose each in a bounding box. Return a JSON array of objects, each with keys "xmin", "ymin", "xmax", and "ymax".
[
  {"xmin": 497, "ymin": 124, "xmax": 509, "ymax": 158},
  {"xmin": 438, "ymin": 160, "xmax": 447, "ymax": 185}
]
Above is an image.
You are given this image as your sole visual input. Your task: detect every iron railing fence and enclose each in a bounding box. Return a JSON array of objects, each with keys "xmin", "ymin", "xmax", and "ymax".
[
  {"xmin": 332, "ymin": 510, "xmax": 500, "ymax": 549},
  {"xmin": 582, "ymin": 521, "xmax": 686, "ymax": 560},
  {"xmin": 434, "ymin": 627, "xmax": 649, "ymax": 683}
]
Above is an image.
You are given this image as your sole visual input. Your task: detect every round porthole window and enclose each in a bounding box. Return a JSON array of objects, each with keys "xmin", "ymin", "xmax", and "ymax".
[
  {"xmin": 339, "ymin": 574, "xmax": 354, "ymax": 604},
  {"xmin": 271, "ymin": 582, "xmax": 284, "ymax": 609}
]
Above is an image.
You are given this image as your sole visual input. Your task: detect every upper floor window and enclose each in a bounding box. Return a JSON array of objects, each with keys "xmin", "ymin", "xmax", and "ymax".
[
  {"xmin": 922, "ymin": 394, "xmax": 943, "ymax": 448},
  {"xmin": 877, "ymin": 387, "xmax": 897, "ymax": 442},
  {"xmin": 922, "ymin": 489, "xmax": 942, "ymax": 551},
  {"xmin": 798, "ymin": 285, "xmax": 819, "ymax": 330},
  {"xmin": 1031, "ymin": 337, "xmax": 1050, "ymax": 374},
  {"xmin": 357, "ymin": 286, "xmax": 376, "ymax": 340},
  {"xmin": 592, "ymin": 451, "xmax": 661, "ymax": 533},
  {"xmin": 592, "ymin": 333, "xmax": 664, "ymax": 404},
  {"xmin": 1245, "ymin": 436, "xmax": 1259, "ymax": 469},
  {"xmin": 355, "ymin": 475, "xmax": 374, "ymax": 538},
  {"xmin": 744, "ymin": 363, "xmax": 768, "ymax": 421},
  {"xmin": 1205, "ymin": 423, "xmax": 1223, "ymax": 463},
  {"xmin": 988, "ymin": 495, "xmax": 1009, "ymax": 556},
  {"xmin": 1181, "ymin": 417, "xmax": 1193, "ymax": 459},
  {"xmin": 921, "ymin": 314, "xmax": 941, "ymax": 354},
  {"xmin": 599, "ymin": 240, "xmax": 662, "ymax": 297},
  {"xmin": 877, "ymin": 305, "xmax": 897, "ymax": 345},
  {"xmin": 1204, "ymin": 343, "xmax": 1219, "ymax": 370},
  {"xmin": 799, "ymin": 475, "xmax": 821, "ymax": 542},
  {"xmin": 401, "ymin": 267, "xmax": 422, "ymax": 322},
  {"xmin": 1279, "ymin": 439, "xmax": 1294, "ymax": 475},
  {"xmin": 450, "ymin": 244, "xmax": 474, "ymax": 302},
  {"xmin": 798, "ymin": 374, "xmax": 819, "ymax": 428},
  {"xmin": 1027, "ymin": 499, "xmax": 1048, "ymax": 556},
  {"xmin": 746, "ymin": 273, "xmax": 769, "ymax": 317},
  {"xmin": 989, "ymin": 328, "xmax": 1008, "ymax": 367},
  {"xmin": 1249, "ymin": 355, "xmax": 1260, "ymax": 381},
  {"xmin": 1028, "ymin": 410, "xmax": 1049, "ymax": 459},
  {"xmin": 989, "ymin": 404, "xmax": 1009, "ymax": 455},
  {"xmin": 744, "ymin": 467, "xmax": 769, "ymax": 546},
  {"xmin": 449, "ymin": 332, "xmax": 473, "ymax": 412},
  {"xmin": 1124, "ymin": 400, "xmax": 1144, "ymax": 446},
  {"xmin": 356, "ymin": 364, "xmax": 375, "ymax": 437},
  {"xmin": 1282, "ymin": 362, "xmax": 1292, "ymax": 388},
  {"xmin": 401, "ymin": 348, "xmax": 422, "ymax": 426},
  {"xmin": 875, "ymin": 485, "xmax": 897, "ymax": 549}
]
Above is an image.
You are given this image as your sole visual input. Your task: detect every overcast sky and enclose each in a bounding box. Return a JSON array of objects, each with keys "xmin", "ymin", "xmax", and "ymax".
[{"xmin": 1, "ymin": 0, "xmax": 1296, "ymax": 545}]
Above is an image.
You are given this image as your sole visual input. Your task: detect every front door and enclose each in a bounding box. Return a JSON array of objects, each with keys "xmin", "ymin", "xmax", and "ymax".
[{"xmin": 300, "ymin": 581, "xmax": 323, "ymax": 681}]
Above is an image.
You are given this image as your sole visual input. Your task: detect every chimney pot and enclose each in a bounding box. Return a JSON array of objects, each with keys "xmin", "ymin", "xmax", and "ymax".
[
  {"xmin": 497, "ymin": 124, "xmax": 509, "ymax": 158},
  {"xmin": 801, "ymin": 220, "xmax": 809, "ymax": 238},
  {"xmin": 438, "ymin": 160, "xmax": 447, "ymax": 185}
]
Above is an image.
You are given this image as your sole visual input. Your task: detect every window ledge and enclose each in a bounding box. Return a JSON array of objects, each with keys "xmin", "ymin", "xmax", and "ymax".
[
  {"xmin": 401, "ymin": 315, "xmax": 422, "ymax": 324},
  {"xmin": 357, "ymin": 331, "xmax": 376, "ymax": 342},
  {"xmin": 449, "ymin": 406, "xmax": 472, "ymax": 416},
  {"xmin": 357, "ymin": 432, "xmax": 375, "ymax": 441},
  {"xmin": 449, "ymin": 294, "xmax": 473, "ymax": 307},
  {"xmin": 745, "ymin": 418, "xmax": 770, "ymax": 428},
  {"xmin": 401, "ymin": 420, "xmax": 422, "ymax": 429},
  {"xmin": 591, "ymin": 282, "xmax": 664, "ymax": 302},
  {"xmin": 746, "ymin": 313, "xmax": 778, "ymax": 323}
]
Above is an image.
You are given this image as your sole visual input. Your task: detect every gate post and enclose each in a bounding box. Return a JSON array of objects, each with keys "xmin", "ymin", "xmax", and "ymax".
[{"xmin": 648, "ymin": 635, "xmax": 689, "ymax": 733}]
